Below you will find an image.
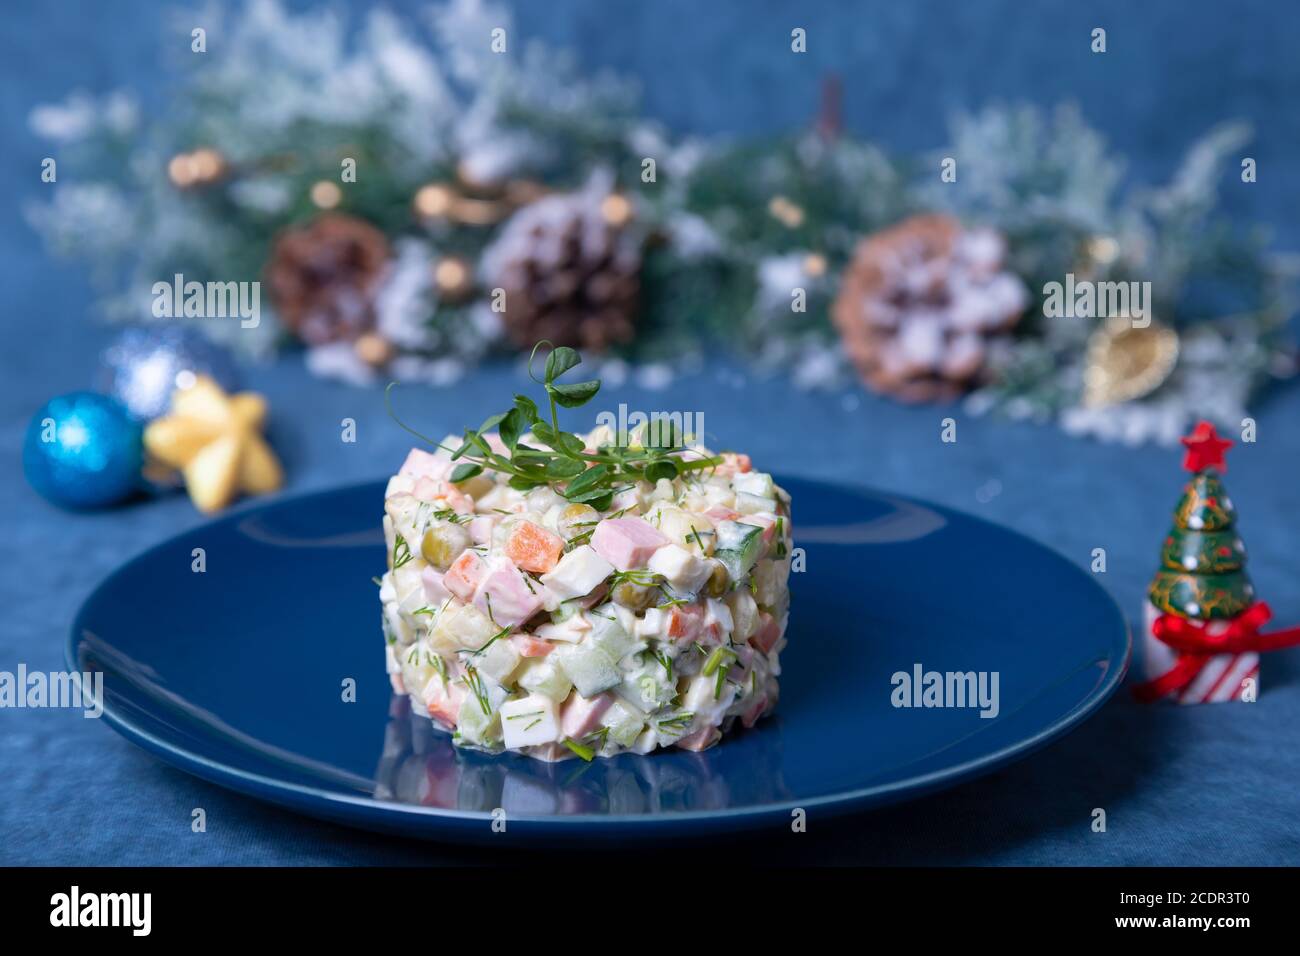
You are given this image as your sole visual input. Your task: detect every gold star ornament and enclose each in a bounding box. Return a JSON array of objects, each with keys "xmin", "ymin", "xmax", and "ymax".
[{"xmin": 144, "ymin": 375, "xmax": 284, "ymax": 513}]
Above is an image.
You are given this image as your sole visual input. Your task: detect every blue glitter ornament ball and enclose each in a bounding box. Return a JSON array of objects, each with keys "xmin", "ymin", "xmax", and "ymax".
[
  {"xmin": 100, "ymin": 325, "xmax": 241, "ymax": 421},
  {"xmin": 23, "ymin": 392, "xmax": 144, "ymax": 509}
]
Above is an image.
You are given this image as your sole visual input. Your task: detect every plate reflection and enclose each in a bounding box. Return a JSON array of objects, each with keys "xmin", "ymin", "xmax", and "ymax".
[{"xmin": 374, "ymin": 695, "xmax": 791, "ymax": 816}]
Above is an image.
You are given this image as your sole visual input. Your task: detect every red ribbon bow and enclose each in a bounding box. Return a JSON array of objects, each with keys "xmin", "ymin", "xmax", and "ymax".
[{"xmin": 1133, "ymin": 601, "xmax": 1300, "ymax": 702}]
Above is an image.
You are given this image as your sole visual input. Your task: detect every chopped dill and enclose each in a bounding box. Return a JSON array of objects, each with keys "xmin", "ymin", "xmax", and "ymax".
[{"xmin": 391, "ymin": 533, "xmax": 414, "ymax": 570}]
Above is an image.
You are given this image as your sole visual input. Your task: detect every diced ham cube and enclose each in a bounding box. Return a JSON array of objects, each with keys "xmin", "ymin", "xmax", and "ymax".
[
  {"xmin": 590, "ymin": 517, "xmax": 669, "ymax": 571},
  {"xmin": 560, "ymin": 691, "xmax": 614, "ymax": 738},
  {"xmin": 704, "ymin": 505, "xmax": 741, "ymax": 523},
  {"xmin": 421, "ymin": 566, "xmax": 452, "ymax": 604},
  {"xmin": 445, "ymin": 550, "xmax": 487, "ymax": 602},
  {"xmin": 750, "ymin": 611, "xmax": 781, "ymax": 654},
  {"xmin": 505, "ymin": 520, "xmax": 564, "ymax": 573},
  {"xmin": 739, "ymin": 513, "xmax": 778, "ymax": 547},
  {"xmin": 473, "ymin": 558, "xmax": 543, "ymax": 628},
  {"xmin": 468, "ymin": 515, "xmax": 496, "ymax": 546},
  {"xmin": 425, "ymin": 681, "xmax": 466, "ymax": 731},
  {"xmin": 400, "ymin": 448, "xmax": 452, "ymax": 481},
  {"xmin": 741, "ymin": 692, "xmax": 769, "ymax": 728},
  {"xmin": 511, "ymin": 633, "xmax": 555, "ymax": 657},
  {"xmin": 412, "ymin": 476, "xmax": 474, "ymax": 513},
  {"xmin": 676, "ymin": 726, "xmax": 722, "ymax": 751}
]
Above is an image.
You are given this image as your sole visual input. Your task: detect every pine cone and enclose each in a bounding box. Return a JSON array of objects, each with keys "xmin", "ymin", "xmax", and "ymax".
[
  {"xmin": 481, "ymin": 179, "xmax": 640, "ymax": 352},
  {"xmin": 267, "ymin": 214, "xmax": 390, "ymax": 346},
  {"xmin": 832, "ymin": 214, "xmax": 1028, "ymax": 402}
]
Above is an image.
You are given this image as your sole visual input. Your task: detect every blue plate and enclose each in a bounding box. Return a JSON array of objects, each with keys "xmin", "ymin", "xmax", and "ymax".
[{"xmin": 69, "ymin": 477, "xmax": 1129, "ymax": 843}]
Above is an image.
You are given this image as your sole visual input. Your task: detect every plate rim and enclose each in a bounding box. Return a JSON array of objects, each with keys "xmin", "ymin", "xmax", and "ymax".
[{"xmin": 69, "ymin": 475, "xmax": 1132, "ymax": 836}]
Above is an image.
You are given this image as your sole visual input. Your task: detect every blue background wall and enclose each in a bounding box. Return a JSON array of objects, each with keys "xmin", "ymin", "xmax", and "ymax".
[
  {"xmin": 3, "ymin": 1, "xmax": 1298, "ymax": 866},
  {"xmin": 4, "ymin": 0, "xmax": 1296, "ymax": 249}
]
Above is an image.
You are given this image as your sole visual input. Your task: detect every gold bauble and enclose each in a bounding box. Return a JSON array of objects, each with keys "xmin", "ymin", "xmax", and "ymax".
[
  {"xmin": 451, "ymin": 196, "xmax": 511, "ymax": 226},
  {"xmin": 1084, "ymin": 235, "xmax": 1120, "ymax": 267},
  {"xmin": 1082, "ymin": 317, "xmax": 1180, "ymax": 408},
  {"xmin": 599, "ymin": 193, "xmax": 634, "ymax": 228},
  {"xmin": 768, "ymin": 195, "xmax": 805, "ymax": 229},
  {"xmin": 413, "ymin": 183, "xmax": 455, "ymax": 218},
  {"xmin": 168, "ymin": 147, "xmax": 227, "ymax": 189},
  {"xmin": 310, "ymin": 180, "xmax": 343, "ymax": 209},
  {"xmin": 353, "ymin": 332, "xmax": 395, "ymax": 367},
  {"xmin": 433, "ymin": 256, "xmax": 473, "ymax": 300}
]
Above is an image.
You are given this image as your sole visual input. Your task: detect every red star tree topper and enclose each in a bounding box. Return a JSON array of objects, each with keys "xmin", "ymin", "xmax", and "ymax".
[{"xmin": 1180, "ymin": 420, "xmax": 1232, "ymax": 473}]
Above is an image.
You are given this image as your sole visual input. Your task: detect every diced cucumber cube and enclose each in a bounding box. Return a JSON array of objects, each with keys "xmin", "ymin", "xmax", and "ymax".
[
  {"xmin": 714, "ymin": 521, "xmax": 764, "ymax": 582},
  {"xmin": 516, "ymin": 656, "xmax": 573, "ymax": 701},
  {"xmin": 586, "ymin": 611, "xmax": 638, "ymax": 663},
  {"xmin": 601, "ymin": 699, "xmax": 647, "ymax": 748},
  {"xmin": 553, "ymin": 641, "xmax": 622, "ymax": 697},
  {"xmin": 457, "ymin": 693, "xmax": 500, "ymax": 745},
  {"xmin": 456, "ymin": 671, "xmax": 508, "ymax": 745},
  {"xmin": 617, "ymin": 664, "xmax": 676, "ymax": 711}
]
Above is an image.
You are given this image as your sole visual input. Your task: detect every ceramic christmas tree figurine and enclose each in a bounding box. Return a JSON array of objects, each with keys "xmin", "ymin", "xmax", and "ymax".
[
  {"xmin": 1148, "ymin": 442, "xmax": 1254, "ymax": 621},
  {"xmin": 1135, "ymin": 421, "xmax": 1299, "ymax": 703}
]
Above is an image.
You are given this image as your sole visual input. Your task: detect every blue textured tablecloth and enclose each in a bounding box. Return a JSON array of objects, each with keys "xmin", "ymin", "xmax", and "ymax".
[{"xmin": 2, "ymin": 0, "xmax": 1298, "ymax": 866}]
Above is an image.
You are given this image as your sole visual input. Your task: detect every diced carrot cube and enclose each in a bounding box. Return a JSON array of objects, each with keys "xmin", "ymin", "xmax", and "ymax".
[
  {"xmin": 505, "ymin": 520, "xmax": 565, "ymax": 573},
  {"xmin": 667, "ymin": 604, "xmax": 704, "ymax": 641}
]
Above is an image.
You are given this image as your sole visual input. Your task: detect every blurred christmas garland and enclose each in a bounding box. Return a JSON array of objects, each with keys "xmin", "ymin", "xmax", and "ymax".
[{"xmin": 26, "ymin": 0, "xmax": 1296, "ymax": 445}]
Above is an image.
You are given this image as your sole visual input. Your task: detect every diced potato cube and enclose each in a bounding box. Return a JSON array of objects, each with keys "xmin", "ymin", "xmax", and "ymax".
[
  {"xmin": 431, "ymin": 602, "xmax": 495, "ymax": 653},
  {"xmin": 399, "ymin": 642, "xmax": 437, "ymax": 694},
  {"xmin": 646, "ymin": 505, "xmax": 715, "ymax": 556},
  {"xmin": 733, "ymin": 471, "xmax": 774, "ymax": 498},
  {"xmin": 648, "ymin": 543, "xmax": 711, "ymax": 593},
  {"xmin": 472, "ymin": 634, "xmax": 521, "ymax": 685},
  {"xmin": 734, "ymin": 492, "xmax": 777, "ymax": 516},
  {"xmin": 725, "ymin": 589, "xmax": 760, "ymax": 643},
  {"xmin": 751, "ymin": 557, "xmax": 791, "ymax": 609},
  {"xmin": 541, "ymin": 545, "xmax": 614, "ymax": 600}
]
